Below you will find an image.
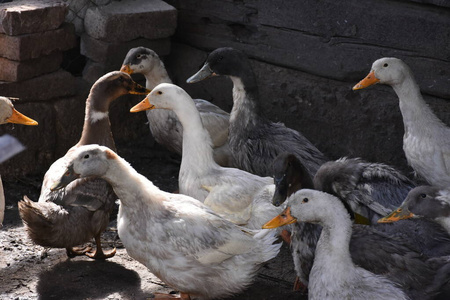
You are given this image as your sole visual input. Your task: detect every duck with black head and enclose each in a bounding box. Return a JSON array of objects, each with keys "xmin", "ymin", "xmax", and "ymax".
[{"xmin": 187, "ymin": 47, "xmax": 327, "ymax": 177}]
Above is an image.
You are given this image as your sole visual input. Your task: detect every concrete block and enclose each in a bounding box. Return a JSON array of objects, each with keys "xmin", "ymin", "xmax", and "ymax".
[
  {"xmin": 81, "ymin": 34, "xmax": 171, "ymax": 69},
  {"xmin": 0, "ymin": 23, "xmax": 76, "ymax": 61},
  {"xmin": 0, "ymin": 0, "xmax": 68, "ymax": 36},
  {"xmin": 0, "ymin": 69, "xmax": 77, "ymax": 101},
  {"xmin": 0, "ymin": 52, "xmax": 63, "ymax": 82},
  {"xmin": 84, "ymin": 0, "xmax": 177, "ymax": 42},
  {"xmin": 82, "ymin": 60, "xmax": 106, "ymax": 85}
]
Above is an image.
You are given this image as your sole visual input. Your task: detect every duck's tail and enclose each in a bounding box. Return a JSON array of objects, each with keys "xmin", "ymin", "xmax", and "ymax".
[{"xmin": 18, "ymin": 196, "xmax": 88, "ymax": 248}]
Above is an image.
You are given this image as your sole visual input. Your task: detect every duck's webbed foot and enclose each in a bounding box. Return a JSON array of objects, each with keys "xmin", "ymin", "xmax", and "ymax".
[
  {"xmin": 85, "ymin": 235, "xmax": 116, "ymax": 260},
  {"xmin": 293, "ymin": 276, "xmax": 308, "ymax": 294},
  {"xmin": 66, "ymin": 245, "xmax": 92, "ymax": 258}
]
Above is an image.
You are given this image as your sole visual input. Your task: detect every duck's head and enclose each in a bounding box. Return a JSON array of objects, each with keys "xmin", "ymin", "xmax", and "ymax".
[
  {"xmin": 378, "ymin": 185, "xmax": 450, "ymax": 223},
  {"xmin": 186, "ymin": 47, "xmax": 249, "ymax": 83},
  {"xmin": 353, "ymin": 57, "xmax": 410, "ymax": 90},
  {"xmin": 0, "ymin": 97, "xmax": 38, "ymax": 126},
  {"xmin": 120, "ymin": 47, "xmax": 160, "ymax": 75},
  {"xmin": 263, "ymin": 189, "xmax": 340, "ymax": 229},
  {"xmin": 130, "ymin": 83, "xmax": 190, "ymax": 113},
  {"xmin": 271, "ymin": 153, "xmax": 314, "ymax": 207},
  {"xmin": 51, "ymin": 145, "xmax": 117, "ymax": 191},
  {"xmin": 89, "ymin": 71, "xmax": 150, "ymax": 111}
]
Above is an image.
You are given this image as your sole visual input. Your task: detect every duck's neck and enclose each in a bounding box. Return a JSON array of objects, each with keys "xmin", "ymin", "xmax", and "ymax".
[
  {"xmin": 77, "ymin": 93, "xmax": 116, "ymax": 151},
  {"xmin": 173, "ymin": 99, "xmax": 217, "ymax": 174},
  {"xmin": 143, "ymin": 62, "xmax": 172, "ymax": 89},
  {"xmin": 103, "ymin": 156, "xmax": 164, "ymax": 211},
  {"xmin": 229, "ymin": 75, "xmax": 264, "ymax": 127},
  {"xmin": 314, "ymin": 205, "xmax": 354, "ymax": 276},
  {"xmin": 393, "ymin": 75, "xmax": 445, "ymax": 134}
]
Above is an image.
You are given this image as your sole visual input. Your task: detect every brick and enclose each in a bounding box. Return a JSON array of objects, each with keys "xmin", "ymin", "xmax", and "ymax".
[
  {"xmin": 0, "ymin": 0, "xmax": 67, "ymax": 36},
  {"xmin": 81, "ymin": 34, "xmax": 171, "ymax": 70},
  {"xmin": 0, "ymin": 69, "xmax": 76, "ymax": 101},
  {"xmin": 0, "ymin": 52, "xmax": 63, "ymax": 82},
  {"xmin": 84, "ymin": 0, "xmax": 177, "ymax": 42},
  {"xmin": 0, "ymin": 23, "xmax": 76, "ymax": 61}
]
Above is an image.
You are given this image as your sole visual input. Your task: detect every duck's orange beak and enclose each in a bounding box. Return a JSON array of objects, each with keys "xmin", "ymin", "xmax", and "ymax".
[
  {"xmin": 262, "ymin": 207, "xmax": 297, "ymax": 229},
  {"xmin": 377, "ymin": 206, "xmax": 414, "ymax": 223},
  {"xmin": 7, "ymin": 108, "xmax": 38, "ymax": 125},
  {"xmin": 130, "ymin": 97, "xmax": 155, "ymax": 113},
  {"xmin": 120, "ymin": 64, "xmax": 133, "ymax": 75},
  {"xmin": 353, "ymin": 70, "xmax": 380, "ymax": 90}
]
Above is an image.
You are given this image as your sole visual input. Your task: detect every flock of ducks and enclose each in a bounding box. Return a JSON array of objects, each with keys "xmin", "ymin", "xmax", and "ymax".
[{"xmin": 3, "ymin": 46, "xmax": 450, "ymax": 299}]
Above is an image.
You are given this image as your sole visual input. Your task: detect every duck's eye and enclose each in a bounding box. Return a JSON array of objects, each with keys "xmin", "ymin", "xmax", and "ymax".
[
  {"xmin": 217, "ymin": 56, "xmax": 223, "ymax": 62},
  {"xmin": 64, "ymin": 170, "xmax": 71, "ymax": 176},
  {"xmin": 84, "ymin": 154, "xmax": 90, "ymax": 159},
  {"xmin": 383, "ymin": 63, "xmax": 389, "ymax": 67},
  {"xmin": 420, "ymin": 193, "xmax": 427, "ymax": 199},
  {"xmin": 136, "ymin": 54, "xmax": 142, "ymax": 59},
  {"xmin": 302, "ymin": 198, "xmax": 309, "ymax": 203},
  {"xmin": 157, "ymin": 91, "xmax": 163, "ymax": 95}
]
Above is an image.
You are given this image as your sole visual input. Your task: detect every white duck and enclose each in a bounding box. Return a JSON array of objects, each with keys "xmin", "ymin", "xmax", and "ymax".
[
  {"xmin": 353, "ymin": 57, "xmax": 450, "ymax": 188},
  {"xmin": 18, "ymin": 72, "xmax": 149, "ymax": 259},
  {"xmin": 264, "ymin": 189, "xmax": 410, "ymax": 300},
  {"xmin": 51, "ymin": 144, "xmax": 281, "ymax": 300},
  {"xmin": 130, "ymin": 83, "xmax": 281, "ymax": 229},
  {"xmin": 120, "ymin": 47, "xmax": 232, "ymax": 166},
  {"xmin": 0, "ymin": 96, "xmax": 38, "ymax": 226}
]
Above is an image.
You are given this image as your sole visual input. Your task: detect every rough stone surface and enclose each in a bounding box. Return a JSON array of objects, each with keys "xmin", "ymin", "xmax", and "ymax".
[
  {"xmin": 82, "ymin": 59, "xmax": 108, "ymax": 85},
  {"xmin": 167, "ymin": 0, "xmax": 450, "ymax": 100},
  {"xmin": 0, "ymin": 23, "xmax": 76, "ymax": 61},
  {"xmin": 84, "ymin": 0, "xmax": 177, "ymax": 42},
  {"xmin": 81, "ymin": 33, "xmax": 171, "ymax": 69},
  {"xmin": 0, "ymin": 52, "xmax": 63, "ymax": 82},
  {"xmin": 0, "ymin": 0, "xmax": 68, "ymax": 36},
  {"xmin": 0, "ymin": 69, "xmax": 76, "ymax": 101}
]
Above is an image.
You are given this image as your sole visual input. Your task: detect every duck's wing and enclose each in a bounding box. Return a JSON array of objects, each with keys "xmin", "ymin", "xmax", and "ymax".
[
  {"xmin": 351, "ymin": 224, "xmax": 438, "ymax": 296},
  {"xmin": 163, "ymin": 195, "xmax": 268, "ymax": 264},
  {"xmin": 201, "ymin": 169, "xmax": 273, "ymax": 225},
  {"xmin": 194, "ymin": 98, "xmax": 229, "ymax": 148},
  {"xmin": 39, "ymin": 156, "xmax": 116, "ymax": 212},
  {"xmin": 231, "ymin": 119, "xmax": 327, "ymax": 177},
  {"xmin": 315, "ymin": 158, "xmax": 414, "ymax": 223}
]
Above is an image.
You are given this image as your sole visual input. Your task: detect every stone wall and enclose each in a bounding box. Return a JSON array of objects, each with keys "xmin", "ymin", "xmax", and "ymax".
[
  {"xmin": 0, "ymin": 0, "xmax": 176, "ymax": 178},
  {"xmin": 163, "ymin": 0, "xmax": 450, "ymax": 175}
]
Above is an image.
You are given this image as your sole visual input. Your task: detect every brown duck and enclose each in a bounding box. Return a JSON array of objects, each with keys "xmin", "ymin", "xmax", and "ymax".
[{"xmin": 18, "ymin": 71, "xmax": 149, "ymax": 259}]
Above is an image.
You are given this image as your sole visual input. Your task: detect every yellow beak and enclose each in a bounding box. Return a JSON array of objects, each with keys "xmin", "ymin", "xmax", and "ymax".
[
  {"xmin": 353, "ymin": 70, "xmax": 380, "ymax": 90},
  {"xmin": 377, "ymin": 206, "xmax": 414, "ymax": 223},
  {"xmin": 130, "ymin": 97, "xmax": 155, "ymax": 113},
  {"xmin": 7, "ymin": 108, "xmax": 38, "ymax": 125},
  {"xmin": 120, "ymin": 64, "xmax": 133, "ymax": 75},
  {"xmin": 262, "ymin": 207, "xmax": 297, "ymax": 229}
]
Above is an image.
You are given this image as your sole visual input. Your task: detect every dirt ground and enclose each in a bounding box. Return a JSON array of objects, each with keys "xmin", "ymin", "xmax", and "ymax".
[{"xmin": 0, "ymin": 137, "xmax": 302, "ymax": 300}]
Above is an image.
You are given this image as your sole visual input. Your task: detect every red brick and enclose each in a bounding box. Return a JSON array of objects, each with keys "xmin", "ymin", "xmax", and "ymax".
[
  {"xmin": 0, "ymin": 23, "xmax": 76, "ymax": 61},
  {"xmin": 0, "ymin": 69, "xmax": 76, "ymax": 101},
  {"xmin": 0, "ymin": 52, "xmax": 63, "ymax": 82},
  {"xmin": 0, "ymin": 0, "xmax": 67, "ymax": 36}
]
